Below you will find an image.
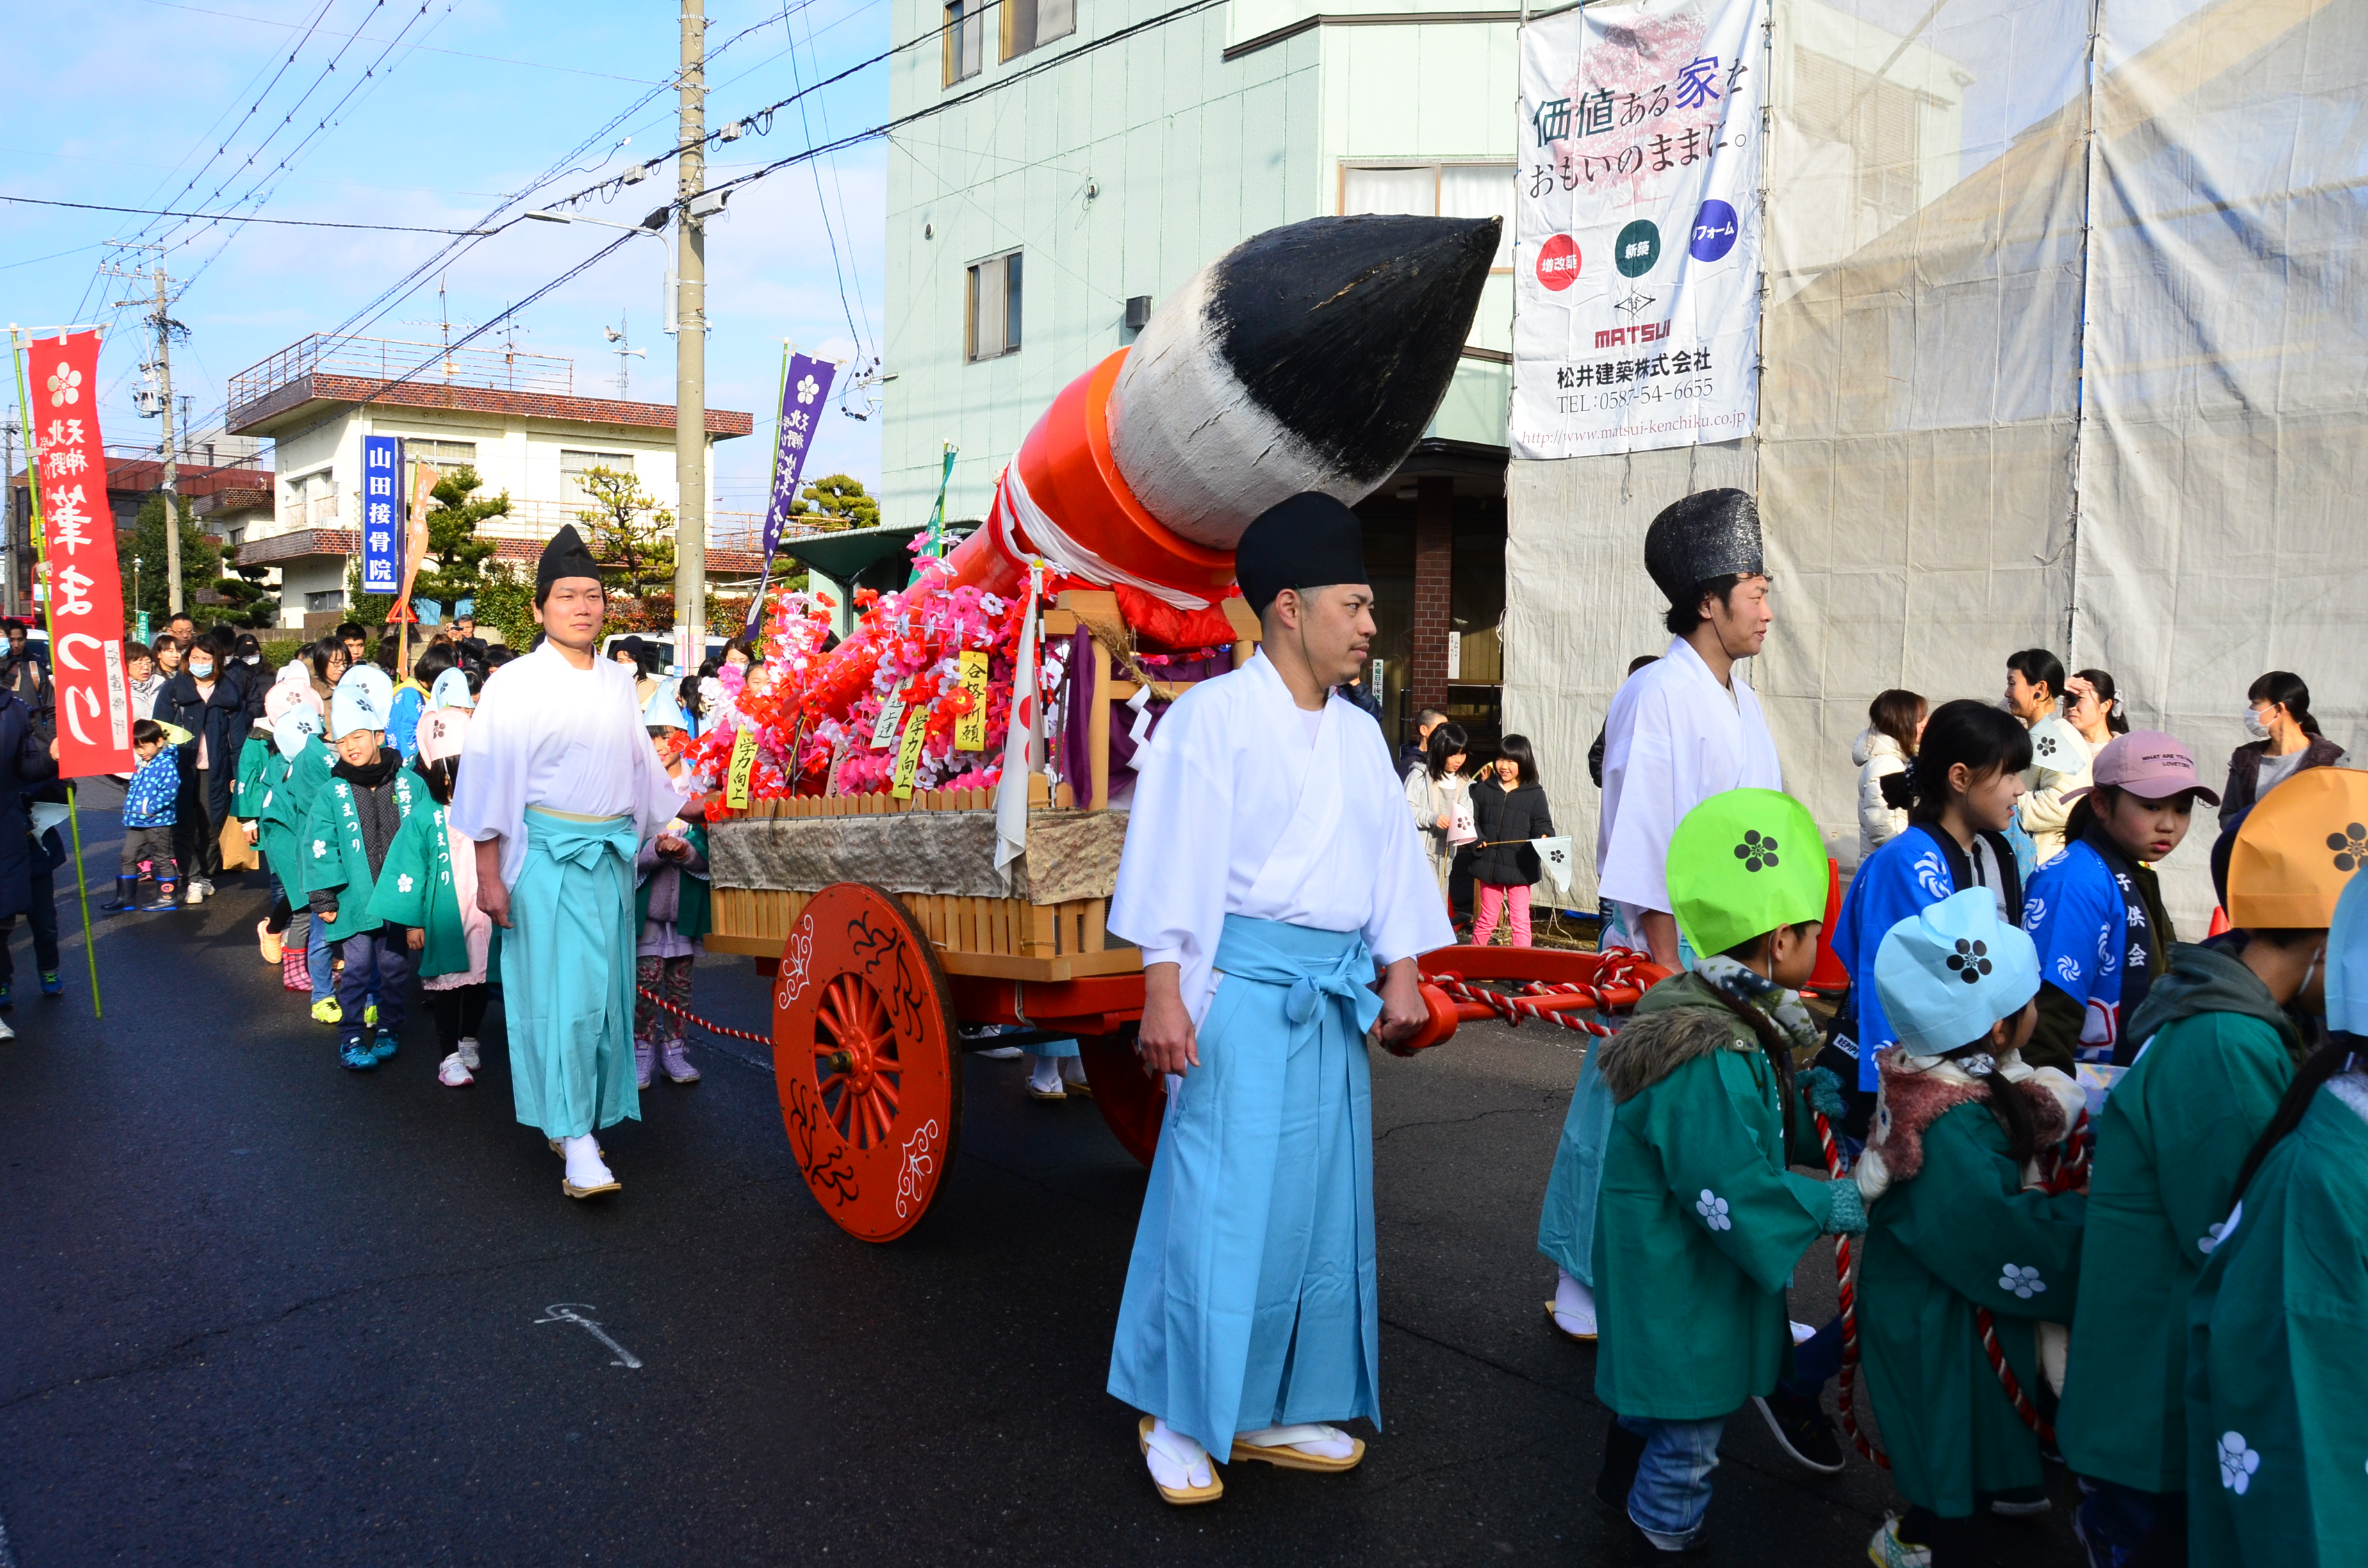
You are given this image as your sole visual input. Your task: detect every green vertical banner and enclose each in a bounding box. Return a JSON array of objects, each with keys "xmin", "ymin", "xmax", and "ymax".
[{"xmin": 921, "ymin": 443, "xmax": 957, "ymax": 564}]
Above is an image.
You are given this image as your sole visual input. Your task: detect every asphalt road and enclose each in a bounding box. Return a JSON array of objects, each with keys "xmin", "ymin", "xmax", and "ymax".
[{"xmin": 0, "ymin": 821, "xmax": 2089, "ymax": 1566}]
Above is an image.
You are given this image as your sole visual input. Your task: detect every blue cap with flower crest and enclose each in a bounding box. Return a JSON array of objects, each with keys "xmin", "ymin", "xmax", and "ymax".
[{"xmin": 1873, "ymin": 887, "xmax": 2040, "ymax": 1056}]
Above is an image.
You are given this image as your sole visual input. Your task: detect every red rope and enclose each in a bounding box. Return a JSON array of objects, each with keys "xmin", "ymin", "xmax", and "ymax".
[
  {"xmin": 1973, "ymin": 1107, "xmax": 2090, "ymax": 1444},
  {"xmin": 1976, "ymin": 1307, "xmax": 2055, "ymax": 1444},
  {"xmin": 1426, "ymin": 975, "xmax": 1618, "ymax": 1036},
  {"xmin": 636, "ymin": 987, "xmax": 775, "ymax": 1047},
  {"xmin": 1814, "ymin": 1110, "xmax": 1890, "ymax": 1470}
]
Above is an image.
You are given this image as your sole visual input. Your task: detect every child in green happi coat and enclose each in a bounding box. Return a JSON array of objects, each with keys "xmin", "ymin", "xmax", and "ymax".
[
  {"xmin": 2182, "ymin": 829, "xmax": 2368, "ymax": 1568},
  {"xmin": 368, "ymin": 706, "xmax": 496, "ymax": 1088},
  {"xmin": 1855, "ymin": 888, "xmax": 2088, "ymax": 1567},
  {"xmin": 2055, "ymin": 767, "xmax": 2363, "ymax": 1565},
  {"xmin": 303, "ymin": 666, "xmax": 425, "ymax": 1071},
  {"xmin": 248, "ymin": 672, "xmax": 334, "ymax": 1000},
  {"xmin": 1590, "ymin": 788, "xmax": 1864, "ymax": 1558}
]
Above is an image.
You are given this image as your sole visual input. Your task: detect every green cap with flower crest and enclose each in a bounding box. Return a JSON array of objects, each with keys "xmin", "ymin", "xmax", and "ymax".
[{"xmin": 1664, "ymin": 787, "xmax": 1829, "ymax": 959}]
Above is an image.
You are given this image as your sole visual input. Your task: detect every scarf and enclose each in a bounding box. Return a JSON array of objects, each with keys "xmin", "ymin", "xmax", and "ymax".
[
  {"xmin": 2079, "ymin": 824, "xmax": 2166, "ymax": 1053},
  {"xmin": 1694, "ymin": 954, "xmax": 1823, "ymax": 1156},
  {"xmin": 331, "ymin": 745, "xmax": 400, "ymax": 790}
]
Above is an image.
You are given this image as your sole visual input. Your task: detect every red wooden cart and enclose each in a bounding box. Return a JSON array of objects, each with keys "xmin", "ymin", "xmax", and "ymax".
[{"xmin": 703, "ymin": 589, "xmax": 1669, "ymax": 1241}]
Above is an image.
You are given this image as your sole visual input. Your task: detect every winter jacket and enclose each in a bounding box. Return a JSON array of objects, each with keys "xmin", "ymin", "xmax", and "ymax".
[
  {"xmin": 156, "ymin": 670, "xmax": 250, "ymax": 828},
  {"xmin": 1404, "ymin": 766, "xmax": 1470, "ymax": 892},
  {"xmin": 123, "ymin": 749, "xmax": 181, "ymax": 828},
  {"xmin": 0, "ymin": 693, "xmax": 56, "ymax": 923},
  {"xmin": 1852, "ymin": 727, "xmax": 1911, "ymax": 860},
  {"xmin": 1470, "ymin": 777, "xmax": 1554, "ymax": 886},
  {"xmin": 125, "ymin": 672, "xmax": 166, "ymax": 723},
  {"xmin": 2218, "ymin": 734, "xmax": 2346, "ymax": 826}
]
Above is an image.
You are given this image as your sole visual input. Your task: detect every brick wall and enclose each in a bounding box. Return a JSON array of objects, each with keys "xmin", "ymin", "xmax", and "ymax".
[{"xmin": 1408, "ymin": 475, "xmax": 1454, "ymax": 717}]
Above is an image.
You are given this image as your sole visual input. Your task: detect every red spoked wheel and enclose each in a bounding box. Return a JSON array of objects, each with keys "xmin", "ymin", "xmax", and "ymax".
[
  {"xmin": 1078, "ymin": 1033, "xmax": 1166, "ymax": 1168},
  {"xmin": 771, "ymin": 882, "xmax": 962, "ymax": 1242}
]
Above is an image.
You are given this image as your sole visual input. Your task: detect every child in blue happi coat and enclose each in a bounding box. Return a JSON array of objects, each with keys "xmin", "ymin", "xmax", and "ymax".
[{"xmin": 112, "ymin": 719, "xmax": 183, "ymax": 912}]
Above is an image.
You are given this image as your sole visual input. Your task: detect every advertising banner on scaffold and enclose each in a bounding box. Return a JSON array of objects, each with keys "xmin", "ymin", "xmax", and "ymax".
[{"xmin": 1511, "ymin": 0, "xmax": 1768, "ymax": 459}]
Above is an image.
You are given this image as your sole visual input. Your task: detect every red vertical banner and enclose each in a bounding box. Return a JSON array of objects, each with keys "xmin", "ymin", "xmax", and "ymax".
[{"xmin": 26, "ymin": 331, "xmax": 134, "ymax": 777}]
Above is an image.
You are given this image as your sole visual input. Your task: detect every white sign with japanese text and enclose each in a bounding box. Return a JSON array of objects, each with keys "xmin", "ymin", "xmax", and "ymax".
[{"xmin": 1511, "ymin": 0, "xmax": 1768, "ymax": 459}]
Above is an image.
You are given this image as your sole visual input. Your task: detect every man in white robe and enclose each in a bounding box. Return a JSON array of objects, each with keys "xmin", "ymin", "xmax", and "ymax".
[
  {"xmin": 449, "ymin": 526, "xmax": 682, "ymax": 1198},
  {"xmin": 1107, "ymin": 491, "xmax": 1451, "ymax": 1505},
  {"xmin": 1542, "ymin": 491, "xmax": 1784, "ymax": 1330}
]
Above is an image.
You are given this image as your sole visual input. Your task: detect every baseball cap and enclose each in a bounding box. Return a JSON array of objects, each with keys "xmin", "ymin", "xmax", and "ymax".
[{"xmin": 2066, "ymin": 729, "xmax": 2220, "ymax": 806}]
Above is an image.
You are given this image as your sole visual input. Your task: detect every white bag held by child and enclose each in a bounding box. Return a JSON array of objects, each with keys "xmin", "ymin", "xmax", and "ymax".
[{"xmin": 1448, "ymin": 796, "xmax": 1478, "ymax": 846}]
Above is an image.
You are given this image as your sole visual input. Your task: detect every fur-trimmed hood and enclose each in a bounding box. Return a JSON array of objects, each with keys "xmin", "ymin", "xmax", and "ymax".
[
  {"xmin": 1595, "ymin": 974, "xmax": 1759, "ymax": 1104},
  {"xmin": 1854, "ymin": 1050, "xmax": 2084, "ymax": 1201}
]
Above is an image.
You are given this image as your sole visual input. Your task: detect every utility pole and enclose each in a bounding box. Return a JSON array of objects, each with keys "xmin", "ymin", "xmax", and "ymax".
[
  {"xmin": 671, "ymin": 0, "xmax": 707, "ymax": 675},
  {"xmin": 104, "ymin": 243, "xmax": 183, "ymax": 613}
]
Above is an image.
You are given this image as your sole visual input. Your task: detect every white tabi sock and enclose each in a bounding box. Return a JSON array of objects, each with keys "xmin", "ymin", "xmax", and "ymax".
[
  {"xmin": 1058, "ymin": 1054, "xmax": 1088, "ymax": 1086},
  {"xmin": 562, "ymin": 1134, "xmax": 614, "ymax": 1188},
  {"xmin": 1238, "ymin": 1423, "xmax": 1356, "ymax": 1458},
  {"xmin": 1144, "ymin": 1418, "xmax": 1212, "ymax": 1492},
  {"xmin": 1552, "ymin": 1268, "xmax": 1597, "ymax": 1335},
  {"xmin": 1027, "ymin": 1056, "xmax": 1062, "ymax": 1093}
]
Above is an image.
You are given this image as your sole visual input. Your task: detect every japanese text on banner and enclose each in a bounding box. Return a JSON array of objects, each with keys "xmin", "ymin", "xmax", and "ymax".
[
  {"xmin": 360, "ymin": 436, "xmax": 402, "ymax": 592},
  {"xmin": 1511, "ymin": 0, "xmax": 1767, "ymax": 459},
  {"xmin": 23, "ymin": 330, "xmax": 134, "ymax": 777},
  {"xmin": 761, "ymin": 354, "xmax": 839, "ymax": 562}
]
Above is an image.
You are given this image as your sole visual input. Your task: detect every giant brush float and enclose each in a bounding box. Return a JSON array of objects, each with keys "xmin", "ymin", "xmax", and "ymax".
[{"xmin": 693, "ymin": 215, "xmax": 1670, "ymax": 1240}]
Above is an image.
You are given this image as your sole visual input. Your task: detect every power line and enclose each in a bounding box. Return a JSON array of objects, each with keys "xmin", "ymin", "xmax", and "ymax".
[
  {"xmin": 0, "ymin": 193, "xmax": 493, "ymax": 234},
  {"xmin": 129, "ymin": 0, "xmax": 668, "ymax": 83}
]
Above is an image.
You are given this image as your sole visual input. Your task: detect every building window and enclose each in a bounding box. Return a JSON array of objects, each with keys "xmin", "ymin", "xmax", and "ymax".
[
  {"xmin": 402, "ymin": 437, "xmax": 479, "ymax": 474},
  {"xmin": 287, "ymin": 468, "xmax": 338, "ymax": 528},
  {"xmin": 966, "ymin": 250, "xmax": 1023, "ymax": 362},
  {"xmin": 306, "ymin": 589, "xmax": 345, "ymax": 612},
  {"xmin": 1001, "ymin": 0, "xmax": 1074, "ymax": 61},
  {"xmin": 561, "ymin": 448, "xmax": 637, "ymax": 498},
  {"xmin": 1340, "ymin": 161, "xmax": 1518, "ymax": 271},
  {"xmin": 943, "ymin": 0, "xmax": 983, "ymax": 85},
  {"xmin": 1792, "ymin": 50, "xmax": 1923, "ymax": 236}
]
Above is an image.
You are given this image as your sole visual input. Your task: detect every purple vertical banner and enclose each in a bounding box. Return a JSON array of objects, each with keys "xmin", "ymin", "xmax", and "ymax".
[{"xmin": 761, "ymin": 353, "xmax": 838, "ymax": 561}]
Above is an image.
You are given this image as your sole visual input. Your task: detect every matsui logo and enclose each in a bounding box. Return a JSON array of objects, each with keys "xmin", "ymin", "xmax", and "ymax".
[{"xmin": 1536, "ymin": 233, "xmax": 1581, "ymax": 291}]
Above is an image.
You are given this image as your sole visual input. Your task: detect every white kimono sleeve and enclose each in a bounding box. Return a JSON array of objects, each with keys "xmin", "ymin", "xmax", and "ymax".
[{"xmin": 1108, "ymin": 689, "xmax": 1236, "ymax": 1008}]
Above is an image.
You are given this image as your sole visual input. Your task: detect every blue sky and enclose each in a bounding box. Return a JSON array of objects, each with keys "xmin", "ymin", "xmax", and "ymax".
[{"xmin": 0, "ymin": 0, "xmax": 889, "ymax": 513}]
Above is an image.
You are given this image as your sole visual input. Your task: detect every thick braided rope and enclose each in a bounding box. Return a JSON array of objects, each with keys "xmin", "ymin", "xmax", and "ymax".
[
  {"xmin": 1426, "ymin": 975, "xmax": 1617, "ymax": 1037},
  {"xmin": 636, "ymin": 987, "xmax": 775, "ymax": 1047},
  {"xmin": 1975, "ymin": 1307, "xmax": 2056, "ymax": 1443},
  {"xmin": 1814, "ymin": 1110, "xmax": 1890, "ymax": 1470}
]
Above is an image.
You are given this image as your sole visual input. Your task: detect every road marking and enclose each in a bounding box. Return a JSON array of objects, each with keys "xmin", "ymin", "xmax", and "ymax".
[{"xmin": 533, "ymin": 1303, "xmax": 643, "ymax": 1369}]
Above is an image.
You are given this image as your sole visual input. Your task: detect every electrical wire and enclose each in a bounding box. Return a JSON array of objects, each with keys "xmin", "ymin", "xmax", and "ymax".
[{"xmin": 0, "ymin": 194, "xmax": 490, "ymax": 234}]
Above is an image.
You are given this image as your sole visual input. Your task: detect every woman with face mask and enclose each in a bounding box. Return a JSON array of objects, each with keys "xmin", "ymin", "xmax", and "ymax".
[
  {"xmin": 156, "ymin": 629, "xmax": 249, "ymax": 904},
  {"xmin": 2219, "ymin": 671, "xmax": 2346, "ymax": 827}
]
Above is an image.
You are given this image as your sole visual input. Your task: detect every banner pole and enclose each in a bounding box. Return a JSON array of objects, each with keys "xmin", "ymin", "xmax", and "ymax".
[
  {"xmin": 11, "ymin": 330, "xmax": 99, "ymax": 1018},
  {"xmin": 63, "ymin": 781, "xmax": 99, "ymax": 1018}
]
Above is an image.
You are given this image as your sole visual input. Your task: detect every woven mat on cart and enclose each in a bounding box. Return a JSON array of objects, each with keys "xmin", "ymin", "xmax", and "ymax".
[{"xmin": 709, "ymin": 807, "xmax": 1126, "ymax": 906}]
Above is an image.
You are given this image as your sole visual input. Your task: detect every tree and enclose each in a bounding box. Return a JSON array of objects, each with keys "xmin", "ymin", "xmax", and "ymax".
[
  {"xmin": 213, "ymin": 544, "xmax": 279, "ymax": 628},
  {"xmin": 575, "ymin": 465, "xmax": 675, "ymax": 602},
  {"xmin": 411, "ymin": 464, "xmax": 510, "ymax": 611},
  {"xmin": 788, "ymin": 473, "xmax": 878, "ymax": 533},
  {"xmin": 118, "ymin": 493, "xmax": 225, "ymax": 631}
]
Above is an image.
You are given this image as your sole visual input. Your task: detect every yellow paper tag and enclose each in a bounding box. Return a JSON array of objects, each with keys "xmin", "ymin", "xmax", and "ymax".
[
  {"xmin": 726, "ymin": 726, "xmax": 757, "ymax": 809},
  {"xmin": 891, "ymin": 706, "xmax": 931, "ymax": 799},
  {"xmin": 955, "ymin": 649, "xmax": 989, "ymax": 751}
]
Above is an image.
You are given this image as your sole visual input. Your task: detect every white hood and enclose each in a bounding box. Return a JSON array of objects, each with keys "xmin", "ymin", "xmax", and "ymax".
[{"xmin": 1853, "ymin": 727, "xmax": 1905, "ymax": 769}]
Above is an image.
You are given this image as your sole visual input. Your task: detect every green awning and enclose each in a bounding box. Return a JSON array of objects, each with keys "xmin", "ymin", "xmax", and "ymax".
[{"xmin": 779, "ymin": 521, "xmax": 933, "ymax": 582}]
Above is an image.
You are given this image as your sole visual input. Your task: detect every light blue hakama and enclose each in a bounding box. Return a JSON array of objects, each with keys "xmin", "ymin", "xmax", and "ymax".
[
  {"xmin": 502, "ymin": 807, "xmax": 641, "ymax": 1140},
  {"xmin": 1107, "ymin": 915, "xmax": 1386, "ymax": 1459},
  {"xmin": 1537, "ymin": 905, "xmax": 1694, "ymax": 1284}
]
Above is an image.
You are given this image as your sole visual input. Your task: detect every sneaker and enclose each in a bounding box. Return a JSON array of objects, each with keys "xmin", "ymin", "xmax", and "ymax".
[
  {"xmin": 456, "ymin": 1036, "xmax": 481, "ymax": 1071},
  {"xmin": 193, "ymin": 879, "xmax": 215, "ymax": 897},
  {"xmin": 659, "ymin": 1037, "xmax": 700, "ymax": 1084},
  {"xmin": 1989, "ymin": 1488, "xmax": 2053, "ymax": 1518},
  {"xmin": 312, "ymin": 997, "xmax": 343, "ymax": 1025},
  {"xmin": 339, "ymin": 1040, "xmax": 377, "ymax": 1070},
  {"xmin": 257, "ymin": 920, "xmax": 283, "ymax": 964},
  {"xmin": 634, "ymin": 1037, "xmax": 657, "ymax": 1090},
  {"xmin": 438, "ymin": 1050, "xmax": 475, "ymax": 1088},
  {"xmin": 1752, "ymin": 1389, "xmax": 1847, "ymax": 1474},
  {"xmin": 185, "ymin": 881, "xmax": 206, "ymax": 906},
  {"xmin": 39, "ymin": 970, "xmax": 60, "ymax": 997},
  {"xmin": 1867, "ymin": 1515, "xmax": 1933, "ymax": 1568},
  {"xmin": 371, "ymin": 1031, "xmax": 398, "ymax": 1062},
  {"xmin": 363, "ymin": 1002, "xmax": 378, "ymax": 1027}
]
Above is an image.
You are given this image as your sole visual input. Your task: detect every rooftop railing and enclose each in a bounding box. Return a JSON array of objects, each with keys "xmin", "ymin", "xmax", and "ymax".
[{"xmin": 228, "ymin": 334, "xmax": 575, "ymax": 411}]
